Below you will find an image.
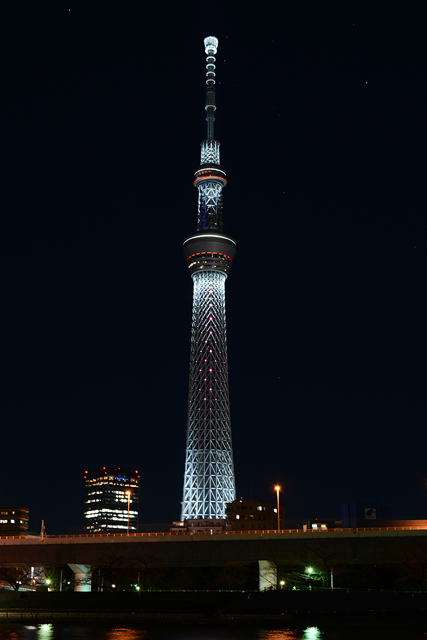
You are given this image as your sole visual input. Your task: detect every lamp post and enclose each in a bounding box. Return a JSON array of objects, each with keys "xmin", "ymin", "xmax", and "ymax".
[
  {"xmin": 125, "ymin": 491, "xmax": 131, "ymax": 535},
  {"xmin": 274, "ymin": 485, "xmax": 281, "ymax": 531}
]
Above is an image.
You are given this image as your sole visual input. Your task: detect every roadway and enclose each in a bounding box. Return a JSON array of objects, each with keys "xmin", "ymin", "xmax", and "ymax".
[{"xmin": 0, "ymin": 527, "xmax": 426, "ymax": 567}]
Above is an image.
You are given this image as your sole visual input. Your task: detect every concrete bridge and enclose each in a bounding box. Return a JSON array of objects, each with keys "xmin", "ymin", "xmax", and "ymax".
[{"xmin": 0, "ymin": 528, "xmax": 426, "ymax": 591}]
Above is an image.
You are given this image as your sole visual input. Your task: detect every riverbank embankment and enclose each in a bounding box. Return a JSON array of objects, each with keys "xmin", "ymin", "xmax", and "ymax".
[{"xmin": 0, "ymin": 589, "xmax": 425, "ymax": 625}]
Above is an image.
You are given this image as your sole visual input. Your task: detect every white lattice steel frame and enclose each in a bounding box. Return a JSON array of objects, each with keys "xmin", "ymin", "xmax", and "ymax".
[
  {"xmin": 200, "ymin": 139, "xmax": 220, "ymax": 165},
  {"xmin": 181, "ymin": 36, "xmax": 236, "ymax": 522},
  {"xmin": 197, "ymin": 180, "xmax": 223, "ymax": 231},
  {"xmin": 181, "ymin": 271, "xmax": 235, "ymax": 520}
]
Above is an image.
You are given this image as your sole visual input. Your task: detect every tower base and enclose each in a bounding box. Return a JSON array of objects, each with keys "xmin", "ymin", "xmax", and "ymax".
[{"xmin": 171, "ymin": 518, "xmax": 229, "ymax": 533}]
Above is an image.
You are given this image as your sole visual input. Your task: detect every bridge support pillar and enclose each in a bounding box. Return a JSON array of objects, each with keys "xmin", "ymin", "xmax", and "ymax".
[
  {"xmin": 68, "ymin": 563, "xmax": 92, "ymax": 592},
  {"xmin": 258, "ymin": 560, "xmax": 277, "ymax": 591}
]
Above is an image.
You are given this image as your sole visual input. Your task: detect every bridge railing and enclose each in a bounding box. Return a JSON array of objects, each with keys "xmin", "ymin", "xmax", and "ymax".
[
  {"xmin": 50, "ymin": 525, "xmax": 427, "ymax": 538},
  {"xmin": 1, "ymin": 525, "xmax": 425, "ymax": 540}
]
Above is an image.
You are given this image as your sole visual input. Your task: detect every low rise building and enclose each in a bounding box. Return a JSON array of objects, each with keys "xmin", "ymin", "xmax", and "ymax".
[
  {"xmin": 299, "ymin": 518, "xmax": 342, "ymax": 531},
  {"xmin": 341, "ymin": 502, "xmax": 392, "ymax": 529},
  {"xmin": 226, "ymin": 498, "xmax": 285, "ymax": 531},
  {"xmin": 0, "ymin": 508, "xmax": 29, "ymax": 536}
]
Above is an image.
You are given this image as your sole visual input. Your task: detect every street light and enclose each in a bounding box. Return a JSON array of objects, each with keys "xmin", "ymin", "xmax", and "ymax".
[
  {"xmin": 125, "ymin": 491, "xmax": 131, "ymax": 535},
  {"xmin": 306, "ymin": 566, "xmax": 314, "ymax": 591},
  {"xmin": 274, "ymin": 485, "xmax": 281, "ymax": 531}
]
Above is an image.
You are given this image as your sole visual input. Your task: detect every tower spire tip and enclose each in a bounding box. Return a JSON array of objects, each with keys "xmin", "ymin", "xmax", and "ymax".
[{"xmin": 204, "ymin": 36, "xmax": 218, "ymax": 54}]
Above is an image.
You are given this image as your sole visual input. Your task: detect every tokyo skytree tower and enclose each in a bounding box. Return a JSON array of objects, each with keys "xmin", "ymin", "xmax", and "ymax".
[{"xmin": 180, "ymin": 36, "xmax": 236, "ymax": 521}]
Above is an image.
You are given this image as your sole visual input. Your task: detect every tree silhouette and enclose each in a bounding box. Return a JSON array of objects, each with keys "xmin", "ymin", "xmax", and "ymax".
[{"xmin": 0, "ymin": 564, "xmax": 33, "ymax": 591}]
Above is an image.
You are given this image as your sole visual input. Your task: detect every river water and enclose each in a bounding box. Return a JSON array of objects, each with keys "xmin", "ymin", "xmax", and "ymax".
[{"xmin": 0, "ymin": 624, "xmax": 426, "ymax": 639}]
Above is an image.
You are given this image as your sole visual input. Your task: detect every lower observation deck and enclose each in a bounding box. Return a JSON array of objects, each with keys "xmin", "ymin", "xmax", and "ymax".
[{"xmin": 183, "ymin": 230, "xmax": 236, "ymax": 275}]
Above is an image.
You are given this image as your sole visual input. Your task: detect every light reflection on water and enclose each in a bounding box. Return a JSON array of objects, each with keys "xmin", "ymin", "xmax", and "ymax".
[
  {"xmin": 0, "ymin": 624, "xmax": 425, "ymax": 640},
  {"xmin": 36, "ymin": 624, "xmax": 54, "ymax": 640},
  {"xmin": 104, "ymin": 627, "xmax": 148, "ymax": 640},
  {"xmin": 258, "ymin": 628, "xmax": 321, "ymax": 640},
  {"xmin": 257, "ymin": 630, "xmax": 298, "ymax": 639}
]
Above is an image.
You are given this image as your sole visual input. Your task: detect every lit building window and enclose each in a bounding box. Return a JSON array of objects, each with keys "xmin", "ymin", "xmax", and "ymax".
[{"xmin": 83, "ymin": 467, "xmax": 140, "ymax": 534}]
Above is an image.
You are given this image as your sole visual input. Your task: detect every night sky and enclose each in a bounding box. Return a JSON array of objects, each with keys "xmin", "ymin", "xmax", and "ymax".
[{"xmin": 2, "ymin": 2, "xmax": 426, "ymax": 534}]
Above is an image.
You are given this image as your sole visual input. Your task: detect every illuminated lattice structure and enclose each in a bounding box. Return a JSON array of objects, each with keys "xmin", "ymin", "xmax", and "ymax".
[{"xmin": 181, "ymin": 37, "xmax": 236, "ymax": 521}]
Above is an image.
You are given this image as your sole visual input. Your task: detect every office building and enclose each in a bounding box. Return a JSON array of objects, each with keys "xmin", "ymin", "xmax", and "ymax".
[{"xmin": 83, "ymin": 467, "xmax": 139, "ymax": 533}]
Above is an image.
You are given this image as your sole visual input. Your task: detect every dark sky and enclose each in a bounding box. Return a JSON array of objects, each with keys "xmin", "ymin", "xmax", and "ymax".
[{"xmin": 2, "ymin": 1, "xmax": 426, "ymax": 534}]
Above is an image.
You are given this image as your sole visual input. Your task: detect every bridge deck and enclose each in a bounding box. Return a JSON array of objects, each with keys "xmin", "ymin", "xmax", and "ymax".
[
  {"xmin": 0, "ymin": 528, "xmax": 426, "ymax": 567},
  {"xmin": 1, "ymin": 526, "xmax": 427, "ymax": 545}
]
